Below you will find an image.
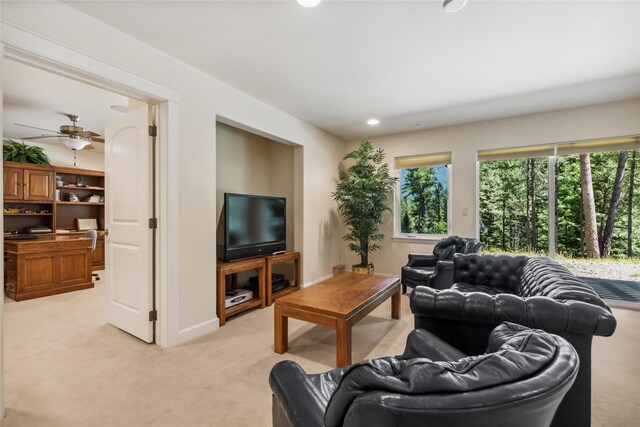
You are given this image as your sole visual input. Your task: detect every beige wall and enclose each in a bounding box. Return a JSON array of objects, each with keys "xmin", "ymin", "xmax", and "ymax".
[
  {"xmin": 216, "ymin": 122, "xmax": 296, "ymax": 250},
  {"xmin": 344, "ymin": 99, "xmax": 640, "ymax": 275},
  {"xmin": 27, "ymin": 141, "xmax": 104, "ymax": 171},
  {"xmin": 2, "ymin": 1, "xmax": 345, "ymax": 343}
]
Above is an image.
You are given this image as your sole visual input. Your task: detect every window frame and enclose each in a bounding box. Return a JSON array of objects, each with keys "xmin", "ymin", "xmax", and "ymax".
[{"xmin": 392, "ymin": 163, "xmax": 453, "ymax": 242}]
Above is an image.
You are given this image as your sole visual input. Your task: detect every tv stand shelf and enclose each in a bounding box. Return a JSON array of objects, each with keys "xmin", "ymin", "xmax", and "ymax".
[
  {"xmin": 216, "ymin": 257, "xmax": 266, "ymax": 326},
  {"xmin": 265, "ymin": 251, "xmax": 300, "ymax": 307}
]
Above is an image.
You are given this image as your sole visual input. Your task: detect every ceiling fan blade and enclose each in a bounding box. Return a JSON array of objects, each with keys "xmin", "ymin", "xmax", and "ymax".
[
  {"xmin": 82, "ymin": 143, "xmax": 96, "ymax": 151},
  {"xmin": 90, "ymin": 136, "xmax": 105, "ymax": 144},
  {"xmin": 14, "ymin": 123, "xmax": 61, "ymax": 134},
  {"xmin": 79, "ymin": 130, "xmax": 100, "ymax": 138},
  {"xmin": 22, "ymin": 135, "xmax": 64, "ymax": 140}
]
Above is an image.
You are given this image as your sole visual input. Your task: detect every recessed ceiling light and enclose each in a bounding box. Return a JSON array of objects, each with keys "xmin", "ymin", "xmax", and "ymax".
[
  {"xmin": 297, "ymin": 0, "xmax": 322, "ymax": 7},
  {"xmin": 367, "ymin": 119, "xmax": 380, "ymax": 125},
  {"xmin": 443, "ymin": 0, "xmax": 468, "ymax": 13},
  {"xmin": 110, "ymin": 105, "xmax": 128, "ymax": 113}
]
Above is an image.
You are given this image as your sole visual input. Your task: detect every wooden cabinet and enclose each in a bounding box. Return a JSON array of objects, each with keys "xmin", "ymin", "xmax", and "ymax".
[
  {"xmin": 3, "ymin": 162, "xmax": 55, "ymax": 202},
  {"xmin": 3, "ymin": 162, "xmax": 105, "ymax": 271}
]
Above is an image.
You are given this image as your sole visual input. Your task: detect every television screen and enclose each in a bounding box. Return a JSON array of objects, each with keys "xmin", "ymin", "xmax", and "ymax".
[{"xmin": 226, "ymin": 194, "xmax": 286, "ymax": 248}]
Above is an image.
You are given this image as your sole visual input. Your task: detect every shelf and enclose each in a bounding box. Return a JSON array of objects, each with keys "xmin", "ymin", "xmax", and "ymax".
[
  {"xmin": 4, "ymin": 201, "xmax": 54, "ymax": 204},
  {"xmin": 224, "ymin": 298, "xmax": 263, "ymax": 318},
  {"xmin": 56, "ymin": 202, "xmax": 104, "ymax": 205},
  {"xmin": 272, "ymin": 286, "xmax": 298, "ymax": 299},
  {"xmin": 57, "ymin": 186, "xmax": 104, "ymax": 191},
  {"xmin": 4, "ymin": 213, "xmax": 53, "ymax": 216}
]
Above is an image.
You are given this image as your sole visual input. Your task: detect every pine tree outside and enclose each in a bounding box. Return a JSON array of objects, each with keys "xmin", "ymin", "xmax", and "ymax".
[{"xmin": 399, "ymin": 165, "xmax": 449, "ymax": 236}]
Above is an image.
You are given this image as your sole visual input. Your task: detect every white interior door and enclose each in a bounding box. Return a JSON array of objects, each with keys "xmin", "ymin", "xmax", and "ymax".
[{"xmin": 104, "ymin": 99, "xmax": 154, "ymax": 343}]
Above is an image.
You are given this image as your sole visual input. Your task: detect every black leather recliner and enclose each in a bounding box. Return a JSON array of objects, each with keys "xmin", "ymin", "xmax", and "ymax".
[
  {"xmin": 411, "ymin": 253, "xmax": 617, "ymax": 427},
  {"xmin": 401, "ymin": 235, "xmax": 482, "ymax": 293},
  {"xmin": 269, "ymin": 322, "xmax": 579, "ymax": 427}
]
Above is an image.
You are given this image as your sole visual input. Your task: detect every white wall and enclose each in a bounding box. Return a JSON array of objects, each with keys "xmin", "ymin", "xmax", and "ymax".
[
  {"xmin": 17, "ymin": 140, "xmax": 104, "ymax": 171},
  {"xmin": 1, "ymin": 1, "xmax": 345, "ymax": 343},
  {"xmin": 216, "ymin": 122, "xmax": 296, "ymax": 250},
  {"xmin": 344, "ymin": 99, "xmax": 640, "ymax": 275}
]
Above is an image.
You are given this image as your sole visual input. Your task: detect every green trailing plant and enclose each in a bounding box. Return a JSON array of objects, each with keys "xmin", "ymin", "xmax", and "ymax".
[
  {"xmin": 3, "ymin": 139, "xmax": 51, "ymax": 165},
  {"xmin": 332, "ymin": 139, "xmax": 398, "ymax": 267}
]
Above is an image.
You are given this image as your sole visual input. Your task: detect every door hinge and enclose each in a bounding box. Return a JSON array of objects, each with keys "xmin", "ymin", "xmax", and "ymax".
[
  {"xmin": 148, "ymin": 125, "xmax": 158, "ymax": 137},
  {"xmin": 149, "ymin": 310, "xmax": 158, "ymax": 322},
  {"xmin": 149, "ymin": 218, "xmax": 158, "ymax": 229}
]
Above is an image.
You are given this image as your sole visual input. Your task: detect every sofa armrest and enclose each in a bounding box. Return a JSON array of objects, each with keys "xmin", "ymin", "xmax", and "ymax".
[
  {"xmin": 269, "ymin": 361, "xmax": 329, "ymax": 427},
  {"xmin": 410, "ymin": 286, "xmax": 617, "ymax": 336},
  {"xmin": 399, "ymin": 328, "xmax": 466, "ymax": 361},
  {"xmin": 427, "ymin": 261, "xmax": 454, "ymax": 290},
  {"xmin": 407, "ymin": 253, "xmax": 438, "ymax": 268}
]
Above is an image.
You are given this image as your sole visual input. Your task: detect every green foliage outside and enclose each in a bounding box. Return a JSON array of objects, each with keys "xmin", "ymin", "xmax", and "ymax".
[
  {"xmin": 332, "ymin": 140, "xmax": 398, "ymax": 267},
  {"xmin": 3, "ymin": 139, "xmax": 51, "ymax": 165},
  {"xmin": 400, "ymin": 165, "xmax": 448, "ymax": 234},
  {"xmin": 479, "ymin": 151, "xmax": 640, "ymax": 259}
]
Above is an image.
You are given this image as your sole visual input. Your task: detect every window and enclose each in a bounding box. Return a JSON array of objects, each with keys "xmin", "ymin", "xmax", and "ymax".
[
  {"xmin": 477, "ymin": 136, "xmax": 640, "ymax": 258},
  {"xmin": 395, "ymin": 152, "xmax": 451, "ymax": 238}
]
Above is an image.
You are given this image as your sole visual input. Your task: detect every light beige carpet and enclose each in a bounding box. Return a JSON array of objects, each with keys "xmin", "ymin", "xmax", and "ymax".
[{"xmin": 2, "ymin": 279, "xmax": 638, "ymax": 427}]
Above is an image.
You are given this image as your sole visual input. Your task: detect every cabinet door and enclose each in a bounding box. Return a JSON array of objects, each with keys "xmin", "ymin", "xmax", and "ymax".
[
  {"xmin": 24, "ymin": 169, "xmax": 54, "ymax": 201},
  {"xmin": 4, "ymin": 167, "xmax": 23, "ymax": 200}
]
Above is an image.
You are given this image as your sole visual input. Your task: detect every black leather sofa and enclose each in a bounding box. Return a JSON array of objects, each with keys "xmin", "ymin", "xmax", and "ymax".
[
  {"xmin": 401, "ymin": 235, "xmax": 482, "ymax": 293},
  {"xmin": 269, "ymin": 322, "xmax": 578, "ymax": 427},
  {"xmin": 411, "ymin": 254, "xmax": 617, "ymax": 427}
]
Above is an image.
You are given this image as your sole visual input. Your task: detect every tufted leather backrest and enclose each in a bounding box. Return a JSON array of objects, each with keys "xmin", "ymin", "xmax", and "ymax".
[
  {"xmin": 433, "ymin": 236, "xmax": 483, "ymax": 261},
  {"xmin": 519, "ymin": 257, "xmax": 609, "ymax": 308},
  {"xmin": 452, "ymin": 254, "xmax": 527, "ymax": 293},
  {"xmin": 324, "ymin": 323, "xmax": 578, "ymax": 427}
]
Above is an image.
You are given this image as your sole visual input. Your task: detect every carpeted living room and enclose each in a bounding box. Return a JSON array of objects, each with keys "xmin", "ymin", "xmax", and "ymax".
[{"xmin": 1, "ymin": 1, "xmax": 640, "ymax": 427}]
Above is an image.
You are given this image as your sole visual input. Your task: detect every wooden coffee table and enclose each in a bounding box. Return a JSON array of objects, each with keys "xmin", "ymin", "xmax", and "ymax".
[{"xmin": 274, "ymin": 272, "xmax": 401, "ymax": 367}]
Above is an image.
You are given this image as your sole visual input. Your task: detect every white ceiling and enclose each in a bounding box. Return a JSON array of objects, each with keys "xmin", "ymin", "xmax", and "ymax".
[
  {"xmin": 63, "ymin": 1, "xmax": 640, "ymax": 140},
  {"xmin": 2, "ymin": 59, "xmax": 129, "ymax": 152}
]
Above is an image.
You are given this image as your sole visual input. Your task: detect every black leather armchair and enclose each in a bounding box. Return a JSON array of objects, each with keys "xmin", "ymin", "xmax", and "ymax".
[
  {"xmin": 400, "ymin": 235, "xmax": 482, "ymax": 293},
  {"xmin": 411, "ymin": 253, "xmax": 617, "ymax": 427},
  {"xmin": 269, "ymin": 322, "xmax": 578, "ymax": 427}
]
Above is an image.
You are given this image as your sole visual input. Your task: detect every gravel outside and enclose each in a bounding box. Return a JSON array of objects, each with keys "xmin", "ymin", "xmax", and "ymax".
[{"xmin": 557, "ymin": 259, "xmax": 640, "ymax": 283}]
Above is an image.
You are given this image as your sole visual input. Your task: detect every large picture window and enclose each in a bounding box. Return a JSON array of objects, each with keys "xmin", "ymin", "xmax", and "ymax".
[{"xmin": 395, "ymin": 152, "xmax": 451, "ymax": 237}]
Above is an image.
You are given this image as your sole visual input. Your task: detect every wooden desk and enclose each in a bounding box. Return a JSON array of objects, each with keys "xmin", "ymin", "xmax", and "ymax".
[
  {"xmin": 274, "ymin": 272, "xmax": 401, "ymax": 367},
  {"xmin": 216, "ymin": 257, "xmax": 266, "ymax": 326},
  {"xmin": 4, "ymin": 235, "xmax": 93, "ymax": 301},
  {"xmin": 265, "ymin": 251, "xmax": 300, "ymax": 306}
]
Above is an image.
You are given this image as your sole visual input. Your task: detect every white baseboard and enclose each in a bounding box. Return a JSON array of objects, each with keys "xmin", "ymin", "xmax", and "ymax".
[
  {"xmin": 302, "ymin": 273, "xmax": 333, "ymax": 288},
  {"xmin": 173, "ymin": 317, "xmax": 220, "ymax": 346}
]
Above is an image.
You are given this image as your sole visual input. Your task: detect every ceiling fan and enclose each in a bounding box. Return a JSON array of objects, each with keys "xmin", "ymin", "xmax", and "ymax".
[{"xmin": 15, "ymin": 114, "xmax": 105, "ymax": 151}]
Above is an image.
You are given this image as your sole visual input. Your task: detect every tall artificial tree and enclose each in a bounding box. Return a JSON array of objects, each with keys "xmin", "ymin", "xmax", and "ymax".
[{"xmin": 332, "ymin": 140, "xmax": 398, "ymax": 268}]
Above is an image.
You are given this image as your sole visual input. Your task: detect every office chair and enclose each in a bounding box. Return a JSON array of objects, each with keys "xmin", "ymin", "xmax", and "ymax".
[{"xmin": 84, "ymin": 229, "xmax": 100, "ymax": 281}]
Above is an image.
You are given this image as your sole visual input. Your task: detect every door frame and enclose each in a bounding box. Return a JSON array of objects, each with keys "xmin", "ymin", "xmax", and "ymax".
[{"xmin": 0, "ymin": 22, "xmax": 182, "ymax": 408}]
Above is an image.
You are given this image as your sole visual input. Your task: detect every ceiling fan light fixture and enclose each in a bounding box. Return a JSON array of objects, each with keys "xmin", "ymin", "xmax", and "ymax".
[
  {"xmin": 61, "ymin": 137, "xmax": 90, "ymax": 151},
  {"xmin": 297, "ymin": 0, "xmax": 321, "ymax": 8},
  {"xmin": 443, "ymin": 0, "xmax": 468, "ymax": 13}
]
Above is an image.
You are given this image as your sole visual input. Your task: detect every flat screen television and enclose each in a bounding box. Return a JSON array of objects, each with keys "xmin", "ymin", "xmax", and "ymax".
[{"xmin": 217, "ymin": 193, "xmax": 286, "ymax": 262}]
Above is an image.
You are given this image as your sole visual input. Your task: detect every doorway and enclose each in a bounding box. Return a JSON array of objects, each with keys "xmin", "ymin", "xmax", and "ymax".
[{"xmin": 1, "ymin": 25, "xmax": 181, "ymax": 417}]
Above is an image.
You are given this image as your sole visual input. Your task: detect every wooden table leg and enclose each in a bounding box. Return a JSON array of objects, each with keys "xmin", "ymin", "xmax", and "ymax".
[
  {"xmin": 274, "ymin": 304, "xmax": 288, "ymax": 354},
  {"xmin": 391, "ymin": 285, "xmax": 401, "ymax": 320},
  {"xmin": 336, "ymin": 319, "xmax": 352, "ymax": 367},
  {"xmin": 258, "ymin": 265, "xmax": 266, "ymax": 309}
]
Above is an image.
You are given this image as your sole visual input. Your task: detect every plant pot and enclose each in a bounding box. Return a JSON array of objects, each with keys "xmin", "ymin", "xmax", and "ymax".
[{"xmin": 352, "ymin": 264, "xmax": 374, "ymax": 275}]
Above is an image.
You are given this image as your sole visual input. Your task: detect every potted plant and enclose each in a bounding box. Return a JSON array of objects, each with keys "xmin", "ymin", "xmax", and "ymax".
[
  {"xmin": 332, "ymin": 140, "xmax": 398, "ymax": 274},
  {"xmin": 3, "ymin": 139, "xmax": 51, "ymax": 165}
]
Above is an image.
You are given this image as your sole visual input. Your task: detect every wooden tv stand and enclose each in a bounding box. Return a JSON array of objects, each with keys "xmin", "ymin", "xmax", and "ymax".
[{"xmin": 216, "ymin": 251, "xmax": 301, "ymax": 325}]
